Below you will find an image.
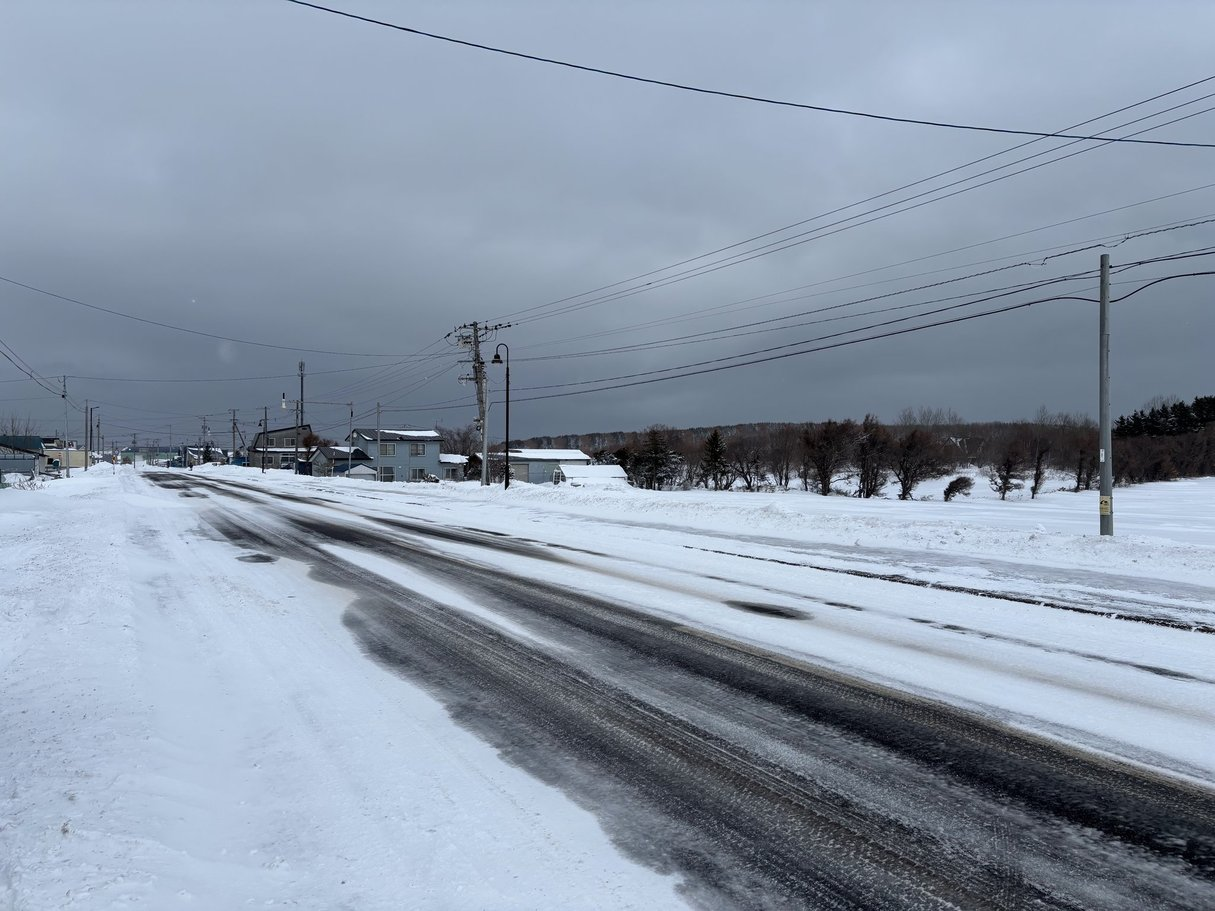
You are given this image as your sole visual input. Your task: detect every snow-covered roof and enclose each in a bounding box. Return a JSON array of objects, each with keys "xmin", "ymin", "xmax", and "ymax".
[
  {"xmin": 556, "ymin": 463, "xmax": 627, "ymax": 483},
  {"xmin": 439, "ymin": 453, "xmax": 469, "ymax": 465},
  {"xmin": 351, "ymin": 428, "xmax": 441, "ymax": 443},
  {"xmin": 508, "ymin": 449, "xmax": 590, "ymax": 462}
]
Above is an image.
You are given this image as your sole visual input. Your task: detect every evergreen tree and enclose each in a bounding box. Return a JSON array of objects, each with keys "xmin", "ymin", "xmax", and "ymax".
[{"xmin": 700, "ymin": 428, "xmax": 729, "ymax": 490}]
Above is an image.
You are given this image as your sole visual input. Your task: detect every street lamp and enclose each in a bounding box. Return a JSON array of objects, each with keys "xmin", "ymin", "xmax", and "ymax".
[{"xmin": 491, "ymin": 343, "xmax": 510, "ymax": 489}]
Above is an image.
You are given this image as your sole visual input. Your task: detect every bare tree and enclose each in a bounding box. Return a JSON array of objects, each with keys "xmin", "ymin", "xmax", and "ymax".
[
  {"xmin": 853, "ymin": 415, "xmax": 891, "ymax": 498},
  {"xmin": 728, "ymin": 440, "xmax": 765, "ymax": 491},
  {"xmin": 888, "ymin": 428, "xmax": 948, "ymax": 500},
  {"xmin": 762, "ymin": 424, "xmax": 799, "ymax": 490},
  {"xmin": 435, "ymin": 423, "xmax": 480, "ymax": 457},
  {"xmin": 1, "ymin": 414, "xmax": 38, "ymax": 436},
  {"xmin": 802, "ymin": 419, "xmax": 857, "ymax": 496}
]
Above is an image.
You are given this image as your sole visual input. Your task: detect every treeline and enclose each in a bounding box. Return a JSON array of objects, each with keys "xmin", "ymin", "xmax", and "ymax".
[
  {"xmin": 446, "ymin": 395, "xmax": 1212, "ymax": 494},
  {"xmin": 1112, "ymin": 394, "xmax": 1215, "ymax": 483},
  {"xmin": 516, "ymin": 407, "xmax": 1105, "ymax": 498}
]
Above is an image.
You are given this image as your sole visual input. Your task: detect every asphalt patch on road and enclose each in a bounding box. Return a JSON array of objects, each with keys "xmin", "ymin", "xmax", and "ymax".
[{"xmin": 724, "ymin": 600, "xmax": 808, "ymax": 619}]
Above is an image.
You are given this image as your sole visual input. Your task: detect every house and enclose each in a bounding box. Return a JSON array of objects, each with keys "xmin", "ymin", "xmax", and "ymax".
[
  {"xmin": 554, "ymin": 463, "xmax": 629, "ymax": 487},
  {"xmin": 41, "ymin": 437, "xmax": 87, "ymax": 470},
  {"xmin": 506, "ymin": 448, "xmax": 591, "ymax": 485},
  {"xmin": 439, "ymin": 453, "xmax": 468, "ymax": 481},
  {"xmin": 347, "ymin": 428, "xmax": 442, "ymax": 482},
  {"xmin": 249, "ymin": 423, "xmax": 313, "ymax": 470},
  {"xmin": 344, "ymin": 464, "xmax": 378, "ymax": 481},
  {"xmin": 0, "ymin": 436, "xmax": 47, "ymax": 477},
  {"xmin": 184, "ymin": 446, "xmax": 228, "ymax": 467},
  {"xmin": 311, "ymin": 445, "xmax": 372, "ymax": 477}
]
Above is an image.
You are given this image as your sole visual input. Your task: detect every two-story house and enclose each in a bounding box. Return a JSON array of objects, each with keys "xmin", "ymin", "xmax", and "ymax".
[
  {"xmin": 347, "ymin": 428, "xmax": 442, "ymax": 482},
  {"xmin": 249, "ymin": 423, "xmax": 313, "ymax": 470}
]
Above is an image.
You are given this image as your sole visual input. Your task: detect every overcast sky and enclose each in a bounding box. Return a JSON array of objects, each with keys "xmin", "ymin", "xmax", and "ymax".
[{"xmin": 3, "ymin": 0, "xmax": 1215, "ymax": 447}]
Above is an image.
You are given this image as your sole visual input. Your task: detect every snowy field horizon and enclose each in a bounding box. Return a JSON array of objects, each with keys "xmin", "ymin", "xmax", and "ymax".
[{"xmin": 2, "ymin": 464, "xmax": 1212, "ymax": 908}]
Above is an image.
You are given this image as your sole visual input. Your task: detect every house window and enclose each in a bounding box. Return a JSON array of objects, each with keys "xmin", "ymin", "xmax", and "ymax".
[
  {"xmin": 410, "ymin": 443, "xmax": 425, "ymax": 457},
  {"xmin": 410, "ymin": 468, "xmax": 426, "ymax": 481},
  {"xmin": 443, "ymin": 467, "xmax": 457, "ymax": 479},
  {"xmin": 379, "ymin": 443, "xmax": 396, "ymax": 457},
  {"xmin": 279, "ymin": 456, "xmax": 292, "ymax": 468},
  {"xmin": 379, "ymin": 466, "xmax": 394, "ymax": 482}
]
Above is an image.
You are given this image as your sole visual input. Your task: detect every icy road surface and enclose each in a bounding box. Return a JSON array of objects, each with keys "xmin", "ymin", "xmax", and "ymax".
[{"xmin": 2, "ymin": 466, "xmax": 1213, "ymax": 909}]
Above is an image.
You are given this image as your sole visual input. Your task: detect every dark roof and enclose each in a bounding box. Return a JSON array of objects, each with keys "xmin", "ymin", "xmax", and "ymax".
[
  {"xmin": 0, "ymin": 435, "xmax": 45, "ymax": 453},
  {"xmin": 313, "ymin": 446, "xmax": 370, "ymax": 462},
  {"xmin": 350, "ymin": 428, "xmax": 441, "ymax": 443}
]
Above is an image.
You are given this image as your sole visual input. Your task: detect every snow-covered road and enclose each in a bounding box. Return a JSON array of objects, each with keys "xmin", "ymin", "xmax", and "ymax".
[{"xmin": 2, "ymin": 466, "xmax": 1213, "ymax": 909}]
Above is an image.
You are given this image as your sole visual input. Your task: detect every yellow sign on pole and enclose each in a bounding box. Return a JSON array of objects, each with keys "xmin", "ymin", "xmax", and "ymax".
[{"xmin": 1099, "ymin": 496, "xmax": 1112, "ymax": 516}]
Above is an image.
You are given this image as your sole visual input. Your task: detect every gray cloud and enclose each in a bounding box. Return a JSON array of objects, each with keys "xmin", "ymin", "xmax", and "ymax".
[{"xmin": 3, "ymin": 0, "xmax": 1214, "ymax": 445}]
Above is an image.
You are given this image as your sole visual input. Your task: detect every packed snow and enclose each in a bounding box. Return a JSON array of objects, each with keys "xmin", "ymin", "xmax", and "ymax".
[{"xmin": 2, "ymin": 464, "xmax": 1212, "ymax": 908}]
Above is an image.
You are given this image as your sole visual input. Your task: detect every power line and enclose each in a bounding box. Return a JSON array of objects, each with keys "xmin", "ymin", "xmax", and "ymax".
[
  {"xmin": 517, "ymin": 219, "xmax": 1215, "ymax": 363},
  {"xmin": 515, "ymin": 191, "xmax": 1215, "ymax": 352},
  {"xmin": 507, "ymin": 99, "xmax": 1215, "ymax": 327},
  {"xmin": 497, "ymin": 78, "xmax": 1215, "ymax": 326},
  {"xmin": 505, "ymin": 259, "xmax": 1215, "ymax": 402},
  {"xmin": 281, "ymin": 1, "xmax": 1215, "ymax": 149},
  {"xmin": 0, "ymin": 274, "xmax": 414, "ymax": 357}
]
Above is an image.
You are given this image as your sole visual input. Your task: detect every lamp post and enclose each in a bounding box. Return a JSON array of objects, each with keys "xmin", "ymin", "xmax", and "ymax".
[{"xmin": 491, "ymin": 343, "xmax": 510, "ymax": 489}]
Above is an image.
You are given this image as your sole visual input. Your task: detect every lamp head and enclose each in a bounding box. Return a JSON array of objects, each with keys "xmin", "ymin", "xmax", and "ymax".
[{"xmin": 491, "ymin": 352, "xmax": 503, "ymax": 365}]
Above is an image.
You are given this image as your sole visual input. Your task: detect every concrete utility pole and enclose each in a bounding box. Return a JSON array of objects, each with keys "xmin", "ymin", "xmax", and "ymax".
[
  {"xmin": 297, "ymin": 360, "xmax": 305, "ymax": 472},
  {"xmin": 1098, "ymin": 253, "xmax": 1114, "ymax": 536},
  {"xmin": 231, "ymin": 408, "xmax": 238, "ymax": 464},
  {"xmin": 262, "ymin": 405, "xmax": 269, "ymax": 474},
  {"xmin": 454, "ymin": 321, "xmax": 510, "ymax": 485},
  {"xmin": 83, "ymin": 400, "xmax": 90, "ymax": 471},
  {"xmin": 61, "ymin": 377, "xmax": 71, "ymax": 478},
  {"xmin": 375, "ymin": 402, "xmax": 382, "ymax": 482}
]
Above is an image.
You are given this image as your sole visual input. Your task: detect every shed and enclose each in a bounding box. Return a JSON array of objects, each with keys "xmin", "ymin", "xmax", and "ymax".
[
  {"xmin": 344, "ymin": 464, "xmax": 378, "ymax": 481},
  {"xmin": 439, "ymin": 452, "xmax": 468, "ymax": 480},
  {"xmin": 554, "ymin": 463, "xmax": 629, "ymax": 487},
  {"xmin": 506, "ymin": 448, "xmax": 591, "ymax": 485}
]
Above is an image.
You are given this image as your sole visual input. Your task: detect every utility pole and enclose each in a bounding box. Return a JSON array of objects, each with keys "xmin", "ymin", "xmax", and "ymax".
[
  {"xmin": 375, "ymin": 402, "xmax": 382, "ymax": 482},
  {"xmin": 454, "ymin": 321, "xmax": 510, "ymax": 485},
  {"xmin": 83, "ymin": 400, "xmax": 90, "ymax": 471},
  {"xmin": 231, "ymin": 408, "xmax": 238, "ymax": 464},
  {"xmin": 262, "ymin": 405, "xmax": 268, "ymax": 474},
  {"xmin": 297, "ymin": 360, "xmax": 305, "ymax": 473},
  {"xmin": 347, "ymin": 404, "xmax": 354, "ymax": 477},
  {"xmin": 1098, "ymin": 253, "xmax": 1114, "ymax": 536},
  {"xmin": 61, "ymin": 377, "xmax": 71, "ymax": 478}
]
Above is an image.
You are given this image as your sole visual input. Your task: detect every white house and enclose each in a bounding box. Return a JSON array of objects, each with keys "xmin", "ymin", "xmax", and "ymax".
[
  {"xmin": 439, "ymin": 452, "xmax": 468, "ymax": 481},
  {"xmin": 506, "ymin": 449, "xmax": 591, "ymax": 485}
]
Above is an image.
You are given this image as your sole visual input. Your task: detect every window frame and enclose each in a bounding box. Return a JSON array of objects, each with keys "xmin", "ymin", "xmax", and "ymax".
[
  {"xmin": 379, "ymin": 442, "xmax": 396, "ymax": 457},
  {"xmin": 409, "ymin": 442, "xmax": 425, "ymax": 457}
]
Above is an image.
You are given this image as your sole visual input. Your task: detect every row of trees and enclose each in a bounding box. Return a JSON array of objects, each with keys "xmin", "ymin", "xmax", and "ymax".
[
  {"xmin": 1113, "ymin": 394, "xmax": 1215, "ymax": 483},
  {"xmin": 440, "ymin": 394, "xmax": 1212, "ymax": 494},
  {"xmin": 580, "ymin": 408, "xmax": 1105, "ymax": 500}
]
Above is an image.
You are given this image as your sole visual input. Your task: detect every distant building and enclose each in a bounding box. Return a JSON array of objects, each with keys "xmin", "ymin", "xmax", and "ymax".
[
  {"xmin": 0, "ymin": 436, "xmax": 47, "ymax": 476},
  {"xmin": 439, "ymin": 453, "xmax": 468, "ymax": 481},
  {"xmin": 249, "ymin": 423, "xmax": 313, "ymax": 470},
  {"xmin": 347, "ymin": 428, "xmax": 442, "ymax": 482},
  {"xmin": 506, "ymin": 449, "xmax": 591, "ymax": 485},
  {"xmin": 311, "ymin": 445, "xmax": 372, "ymax": 477}
]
